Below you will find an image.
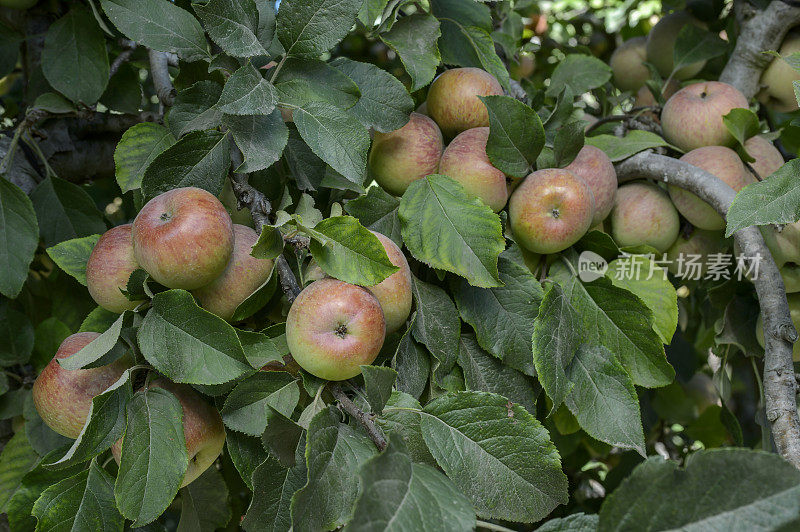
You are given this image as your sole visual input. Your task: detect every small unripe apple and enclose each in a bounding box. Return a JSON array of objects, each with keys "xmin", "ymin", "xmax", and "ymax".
[
  {"xmin": 759, "ymin": 33, "xmax": 800, "ymax": 112},
  {"xmin": 609, "ymin": 36, "xmax": 649, "ymax": 91},
  {"xmin": 509, "ymin": 168, "xmax": 595, "ymax": 254},
  {"xmin": 509, "ymin": 52, "xmax": 536, "ymax": 80},
  {"xmin": 661, "ymin": 81, "xmax": 749, "ymax": 152},
  {"xmin": 426, "ymin": 67, "xmax": 503, "ymax": 138},
  {"xmin": 33, "ymin": 332, "xmax": 132, "ymax": 439},
  {"xmin": 646, "ymin": 12, "xmax": 707, "ymax": 79},
  {"xmin": 665, "ymin": 229, "xmax": 729, "ymax": 277},
  {"xmin": 670, "ymin": 146, "xmax": 754, "ymax": 230},
  {"xmin": 756, "ymin": 293, "xmax": 800, "ymax": 361},
  {"xmin": 369, "ymin": 112, "xmax": 443, "ymax": 196},
  {"xmin": 286, "ymin": 278, "xmax": 385, "ymax": 381},
  {"xmin": 744, "ymin": 135, "xmax": 784, "ymax": 179},
  {"xmin": 564, "ymin": 145, "xmax": 617, "ymax": 225},
  {"xmin": 634, "ymin": 79, "xmax": 681, "ymax": 108},
  {"xmin": 610, "ymin": 182, "xmax": 680, "ymax": 252},
  {"xmin": 192, "ymin": 224, "xmax": 274, "ymax": 321},
  {"xmin": 132, "ymin": 187, "xmax": 234, "ymax": 290},
  {"xmin": 112, "ymin": 379, "xmax": 225, "ymax": 487},
  {"xmin": 367, "ymin": 232, "xmax": 411, "ymax": 334},
  {"xmin": 438, "ymin": 127, "xmax": 508, "ymax": 212},
  {"xmin": 86, "ymin": 224, "xmax": 144, "ymax": 313},
  {"xmin": 760, "ymin": 220, "xmax": 800, "ymax": 292}
]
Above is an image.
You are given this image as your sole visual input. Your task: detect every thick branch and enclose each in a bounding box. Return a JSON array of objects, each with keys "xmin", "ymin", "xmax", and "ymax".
[
  {"xmin": 719, "ymin": 1, "xmax": 800, "ymax": 98},
  {"xmin": 616, "ymin": 151, "xmax": 800, "ymax": 468},
  {"xmin": 148, "ymin": 49, "xmax": 175, "ymax": 107},
  {"xmin": 330, "ymin": 384, "xmax": 387, "ymax": 451}
]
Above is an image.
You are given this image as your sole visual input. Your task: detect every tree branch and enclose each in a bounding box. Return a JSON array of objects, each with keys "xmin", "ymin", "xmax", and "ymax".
[
  {"xmin": 616, "ymin": 151, "xmax": 800, "ymax": 468},
  {"xmin": 148, "ymin": 49, "xmax": 175, "ymax": 107},
  {"xmin": 330, "ymin": 384, "xmax": 388, "ymax": 451},
  {"xmin": 109, "ymin": 42, "xmax": 137, "ymax": 78},
  {"xmin": 719, "ymin": 1, "xmax": 800, "ymax": 99}
]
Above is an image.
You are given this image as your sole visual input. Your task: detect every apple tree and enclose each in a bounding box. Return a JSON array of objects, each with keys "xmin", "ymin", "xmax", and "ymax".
[{"xmin": 2, "ymin": 0, "xmax": 800, "ymax": 530}]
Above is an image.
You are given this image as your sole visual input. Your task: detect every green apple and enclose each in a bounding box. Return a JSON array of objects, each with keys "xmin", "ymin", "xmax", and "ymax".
[
  {"xmin": 759, "ymin": 32, "xmax": 800, "ymax": 112},
  {"xmin": 609, "ymin": 36, "xmax": 649, "ymax": 91},
  {"xmin": 610, "ymin": 182, "xmax": 680, "ymax": 252}
]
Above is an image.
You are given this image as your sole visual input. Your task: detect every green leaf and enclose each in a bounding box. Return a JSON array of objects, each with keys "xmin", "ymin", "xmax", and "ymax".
[
  {"xmin": 168, "ymin": 81, "xmax": 223, "ymax": 138},
  {"xmin": 224, "ymin": 110, "xmax": 289, "ymax": 173},
  {"xmin": 553, "ymin": 121, "xmax": 586, "ymax": 168},
  {"xmin": 0, "ymin": 432, "xmax": 39, "ymax": 512},
  {"xmin": 177, "ymin": 467, "xmax": 231, "ymax": 532},
  {"xmin": 0, "ymin": 178, "xmax": 39, "ymax": 298},
  {"xmin": 194, "ymin": 0, "xmax": 267, "ymax": 58},
  {"xmin": 101, "ymin": 63, "xmax": 143, "ymax": 115},
  {"xmin": 24, "ymin": 394, "xmax": 72, "ymax": 456},
  {"xmin": 261, "ymin": 407, "xmax": 303, "ymax": 467},
  {"xmin": 539, "ymin": 513, "xmax": 599, "ymax": 532},
  {"xmin": 276, "ymin": 0, "xmax": 361, "ymax": 58},
  {"xmin": 79, "ymin": 306, "xmax": 120, "ymax": 333},
  {"xmin": 599, "ymin": 449, "xmax": 800, "ymax": 531},
  {"xmin": 672, "ymin": 24, "xmax": 727, "ymax": 75},
  {"xmin": 565, "ymin": 345, "xmax": 644, "ymax": 454},
  {"xmin": 114, "ymin": 123, "xmax": 176, "ymax": 193},
  {"xmin": 723, "ymin": 108, "xmax": 761, "ymax": 160},
  {"xmin": 380, "ymin": 15, "xmax": 441, "ymax": 92},
  {"xmin": 330, "ymin": 57, "xmax": 414, "ymax": 133},
  {"xmin": 140, "ymin": 130, "xmax": 231, "ymax": 201},
  {"xmin": 0, "ymin": 303, "xmax": 34, "ymax": 367},
  {"xmin": 217, "ymin": 63, "xmax": 277, "ymax": 115},
  {"xmin": 437, "ymin": 21, "xmax": 510, "ymax": 91},
  {"xmin": 31, "ymin": 177, "xmax": 106, "ymax": 247},
  {"xmin": 607, "ymin": 254, "xmax": 677, "ymax": 344},
  {"xmin": 344, "ymin": 434, "xmax": 476, "ymax": 532},
  {"xmin": 294, "ymin": 102, "xmax": 370, "ymax": 188},
  {"xmin": 221, "ymin": 372, "xmax": 300, "ymax": 436},
  {"xmin": 32, "ymin": 92, "xmax": 77, "ymax": 114},
  {"xmin": 586, "ymin": 130, "xmax": 676, "ymax": 162},
  {"xmin": 479, "ymin": 95, "xmax": 544, "ymax": 178},
  {"xmin": 46, "ymin": 234, "xmax": 101, "ymax": 287},
  {"xmin": 375, "ymin": 392, "xmax": 435, "ymax": 465},
  {"xmin": 309, "ymin": 216, "xmax": 398, "ymax": 286},
  {"xmin": 546, "ymin": 54, "xmax": 611, "ymax": 98},
  {"xmin": 290, "ymin": 407, "xmax": 376, "ymax": 531},
  {"xmin": 59, "ymin": 311, "xmax": 132, "ymax": 370},
  {"xmin": 399, "ymin": 175, "xmax": 505, "ymax": 288},
  {"xmin": 411, "ymin": 277, "xmax": 460, "ymax": 373},
  {"xmin": 274, "ymin": 58, "xmax": 360, "ymax": 109},
  {"xmin": 725, "ymin": 159, "xmax": 800, "ymax": 236},
  {"xmin": 42, "ymin": 7, "xmax": 109, "ymax": 105},
  {"xmin": 431, "ymin": 0, "xmax": 491, "ymax": 29},
  {"xmin": 101, "ymin": 0, "xmax": 208, "ymax": 61},
  {"xmin": 226, "ymin": 432, "xmax": 268, "ymax": 490},
  {"xmin": 344, "ymin": 186, "xmax": 402, "ymax": 248},
  {"xmin": 393, "ymin": 321, "xmax": 431, "ymax": 400},
  {"xmin": 360, "ymin": 365, "xmax": 397, "ymax": 413},
  {"xmin": 115, "ymin": 388, "xmax": 188, "ymax": 527},
  {"xmin": 421, "ymin": 391, "xmax": 568, "ymax": 522},
  {"xmin": 138, "ymin": 290, "xmax": 252, "ymax": 385},
  {"xmin": 454, "ymin": 253, "xmax": 543, "ymax": 375},
  {"xmin": 32, "ymin": 460, "xmax": 123, "ymax": 532}
]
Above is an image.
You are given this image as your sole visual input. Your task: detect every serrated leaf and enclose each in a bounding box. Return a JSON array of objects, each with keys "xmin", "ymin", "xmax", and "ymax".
[
  {"xmin": 399, "ymin": 175, "xmax": 505, "ymax": 288},
  {"xmin": 221, "ymin": 372, "xmax": 299, "ymax": 436},
  {"xmin": 725, "ymin": 159, "xmax": 800, "ymax": 236},
  {"xmin": 114, "ymin": 123, "xmax": 176, "ymax": 193},
  {"xmin": 553, "ymin": 121, "xmax": 585, "ymax": 168},
  {"xmin": 411, "ymin": 277, "xmax": 460, "ymax": 373},
  {"xmin": 194, "ymin": 0, "xmax": 267, "ymax": 58},
  {"xmin": 217, "ymin": 63, "xmax": 277, "ymax": 115},
  {"xmin": 393, "ymin": 320, "xmax": 431, "ymax": 400},
  {"xmin": 672, "ymin": 24, "xmax": 727, "ymax": 75},
  {"xmin": 177, "ymin": 467, "xmax": 231, "ymax": 532},
  {"xmin": 539, "ymin": 513, "xmax": 599, "ymax": 531},
  {"xmin": 380, "ymin": 15, "xmax": 441, "ymax": 91},
  {"xmin": 586, "ymin": 130, "xmax": 676, "ymax": 162},
  {"xmin": 480, "ymin": 95, "xmax": 544, "ymax": 178},
  {"xmin": 0, "ymin": 432, "xmax": 39, "ymax": 512},
  {"xmin": 226, "ymin": 432, "xmax": 268, "ymax": 491},
  {"xmin": 276, "ymin": 0, "xmax": 361, "ymax": 58},
  {"xmin": 274, "ymin": 58, "xmax": 360, "ymax": 109},
  {"xmin": 546, "ymin": 54, "xmax": 611, "ymax": 98},
  {"xmin": 224, "ymin": 110, "xmax": 288, "ymax": 173},
  {"xmin": 437, "ymin": 21, "xmax": 510, "ymax": 91},
  {"xmin": 32, "ymin": 92, "xmax": 76, "ymax": 114},
  {"xmin": 375, "ymin": 391, "xmax": 435, "ymax": 465},
  {"xmin": 59, "ymin": 311, "xmax": 132, "ymax": 370},
  {"xmin": 723, "ymin": 108, "xmax": 760, "ymax": 159},
  {"xmin": 360, "ymin": 365, "xmax": 397, "ymax": 413},
  {"xmin": 30, "ymin": 177, "xmax": 106, "ymax": 248},
  {"xmin": 0, "ymin": 178, "xmax": 39, "ymax": 298},
  {"xmin": 168, "ymin": 81, "xmax": 223, "ymax": 138}
]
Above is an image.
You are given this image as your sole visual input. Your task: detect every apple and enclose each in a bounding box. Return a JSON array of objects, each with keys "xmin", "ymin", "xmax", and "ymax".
[
  {"xmin": 609, "ymin": 36, "xmax": 649, "ymax": 91},
  {"xmin": 32, "ymin": 332, "xmax": 132, "ymax": 439},
  {"xmin": 286, "ymin": 278, "xmax": 386, "ymax": 381},
  {"xmin": 759, "ymin": 32, "xmax": 800, "ymax": 112},
  {"xmin": 508, "ymin": 168, "xmax": 596, "ymax": 254},
  {"xmin": 744, "ymin": 135, "xmax": 784, "ymax": 179},
  {"xmin": 661, "ymin": 81, "xmax": 749, "ymax": 152},
  {"xmin": 112, "ymin": 379, "xmax": 225, "ymax": 487},
  {"xmin": 369, "ymin": 112, "xmax": 444, "ymax": 196},
  {"xmin": 86, "ymin": 224, "xmax": 144, "ymax": 313},
  {"xmin": 192, "ymin": 224, "xmax": 274, "ymax": 321},
  {"xmin": 646, "ymin": 11, "xmax": 708, "ymax": 79},
  {"xmin": 610, "ymin": 182, "xmax": 680, "ymax": 252},
  {"xmin": 564, "ymin": 145, "xmax": 617, "ymax": 225},
  {"xmin": 509, "ymin": 52, "xmax": 536, "ymax": 81},
  {"xmin": 415, "ymin": 101, "xmax": 428, "ymax": 116},
  {"xmin": 634, "ymin": 78, "xmax": 681, "ymax": 108},
  {"xmin": 438, "ymin": 127, "xmax": 508, "ymax": 212},
  {"xmin": 132, "ymin": 187, "xmax": 234, "ymax": 290},
  {"xmin": 426, "ymin": 67, "xmax": 503, "ymax": 138},
  {"xmin": 670, "ymin": 146, "xmax": 754, "ymax": 230},
  {"xmin": 760, "ymin": 220, "xmax": 800, "ymax": 293},
  {"xmin": 367, "ymin": 232, "xmax": 411, "ymax": 334},
  {"xmin": 665, "ymin": 228, "xmax": 729, "ymax": 278},
  {"xmin": 756, "ymin": 293, "xmax": 800, "ymax": 361}
]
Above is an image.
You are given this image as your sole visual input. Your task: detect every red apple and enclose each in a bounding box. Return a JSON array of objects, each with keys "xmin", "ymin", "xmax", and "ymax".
[
  {"xmin": 564, "ymin": 145, "xmax": 618, "ymax": 225},
  {"xmin": 744, "ymin": 135, "xmax": 784, "ymax": 179},
  {"xmin": 132, "ymin": 187, "xmax": 234, "ymax": 290},
  {"xmin": 426, "ymin": 67, "xmax": 503, "ymax": 138},
  {"xmin": 86, "ymin": 224, "xmax": 144, "ymax": 313},
  {"xmin": 367, "ymin": 232, "xmax": 411, "ymax": 334},
  {"xmin": 610, "ymin": 182, "xmax": 680, "ymax": 252}
]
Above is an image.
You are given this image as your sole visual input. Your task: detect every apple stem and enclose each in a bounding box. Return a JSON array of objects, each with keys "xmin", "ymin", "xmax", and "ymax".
[{"xmin": 330, "ymin": 384, "xmax": 388, "ymax": 451}]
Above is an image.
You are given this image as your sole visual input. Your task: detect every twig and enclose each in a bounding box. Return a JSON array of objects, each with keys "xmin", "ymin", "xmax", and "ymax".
[
  {"xmin": 330, "ymin": 384, "xmax": 388, "ymax": 451},
  {"xmin": 275, "ymin": 255, "xmax": 302, "ymax": 302},
  {"xmin": 109, "ymin": 42, "xmax": 137, "ymax": 78},
  {"xmin": 147, "ymin": 49, "xmax": 175, "ymax": 107}
]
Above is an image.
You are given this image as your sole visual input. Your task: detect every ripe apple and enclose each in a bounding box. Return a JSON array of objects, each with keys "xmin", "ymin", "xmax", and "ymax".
[
  {"xmin": 756, "ymin": 293, "xmax": 800, "ymax": 361},
  {"xmin": 564, "ymin": 145, "xmax": 617, "ymax": 225},
  {"xmin": 508, "ymin": 168, "xmax": 596, "ymax": 254},
  {"xmin": 86, "ymin": 224, "xmax": 144, "ymax": 313},
  {"xmin": 670, "ymin": 146, "xmax": 754, "ymax": 230},
  {"xmin": 132, "ymin": 187, "xmax": 234, "ymax": 290},
  {"xmin": 634, "ymin": 79, "xmax": 681, "ymax": 108},
  {"xmin": 369, "ymin": 112, "xmax": 443, "ymax": 196},
  {"xmin": 610, "ymin": 182, "xmax": 680, "ymax": 252},
  {"xmin": 744, "ymin": 135, "xmax": 784, "ymax": 179},
  {"xmin": 426, "ymin": 67, "xmax": 503, "ymax": 138},
  {"xmin": 759, "ymin": 33, "xmax": 800, "ymax": 112},
  {"xmin": 665, "ymin": 229, "xmax": 729, "ymax": 277},
  {"xmin": 32, "ymin": 332, "xmax": 132, "ymax": 439},
  {"xmin": 438, "ymin": 127, "xmax": 508, "ymax": 212},
  {"xmin": 646, "ymin": 11, "xmax": 708, "ymax": 79},
  {"xmin": 112, "ymin": 379, "xmax": 225, "ymax": 487},
  {"xmin": 609, "ymin": 36, "xmax": 649, "ymax": 91},
  {"xmin": 661, "ymin": 81, "xmax": 749, "ymax": 152},
  {"xmin": 367, "ymin": 232, "xmax": 411, "ymax": 334},
  {"xmin": 192, "ymin": 224, "xmax": 274, "ymax": 321},
  {"xmin": 286, "ymin": 278, "xmax": 385, "ymax": 381}
]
